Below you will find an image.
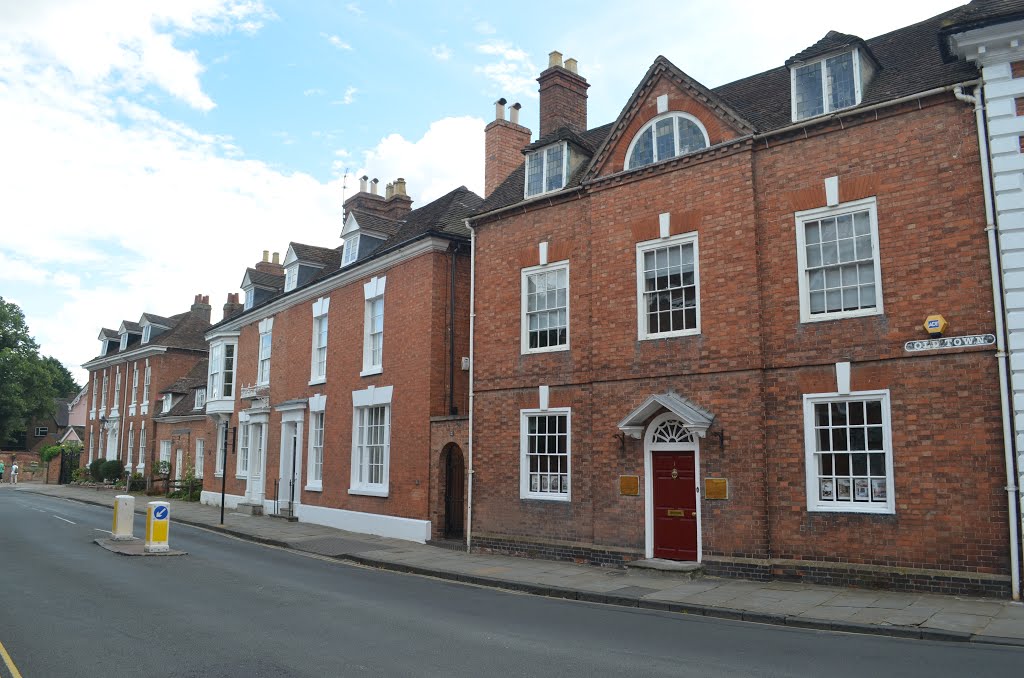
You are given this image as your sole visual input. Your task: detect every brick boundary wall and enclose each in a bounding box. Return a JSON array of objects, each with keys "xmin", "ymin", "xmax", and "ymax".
[{"xmin": 472, "ymin": 535, "xmax": 1012, "ymax": 597}]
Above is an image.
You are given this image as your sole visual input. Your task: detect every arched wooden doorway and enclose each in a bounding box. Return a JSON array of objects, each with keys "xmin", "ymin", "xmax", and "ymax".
[{"xmin": 441, "ymin": 443, "xmax": 465, "ymax": 539}]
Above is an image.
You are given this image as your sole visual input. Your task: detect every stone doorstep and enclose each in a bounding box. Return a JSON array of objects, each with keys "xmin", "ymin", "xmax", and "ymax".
[
  {"xmin": 234, "ymin": 502, "xmax": 264, "ymax": 516},
  {"xmin": 628, "ymin": 558, "xmax": 704, "ymax": 579}
]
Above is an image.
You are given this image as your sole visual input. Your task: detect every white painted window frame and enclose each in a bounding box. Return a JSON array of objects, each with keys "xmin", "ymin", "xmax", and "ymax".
[
  {"xmin": 194, "ymin": 388, "xmax": 206, "ymax": 410},
  {"xmin": 635, "ymin": 230, "xmax": 701, "ymax": 340},
  {"xmin": 244, "ymin": 288, "xmax": 254, "ymax": 310},
  {"xmin": 100, "ymin": 370, "xmax": 108, "ymax": 416},
  {"xmin": 803, "ymin": 389, "xmax": 895, "ymax": 515},
  {"xmin": 361, "ymin": 277, "xmax": 386, "ymax": 376},
  {"xmin": 521, "ymin": 260, "xmax": 570, "ymax": 354},
  {"xmin": 349, "ymin": 385, "xmax": 392, "ymax": 497},
  {"xmin": 141, "ymin": 360, "xmax": 150, "ymax": 415},
  {"xmin": 257, "ymin": 317, "xmax": 273, "ymax": 386},
  {"xmin": 237, "ymin": 422, "xmax": 250, "ymax": 478},
  {"xmin": 159, "ymin": 440, "xmax": 171, "ymax": 468},
  {"xmin": 142, "ymin": 324, "xmax": 152, "ymax": 344},
  {"xmin": 137, "ymin": 423, "xmax": 146, "ymax": 473},
  {"xmin": 195, "ymin": 438, "xmax": 204, "ymax": 479},
  {"xmin": 307, "ymin": 394, "xmax": 326, "ymax": 491},
  {"xmin": 342, "ymin": 233, "xmax": 360, "ymax": 266},
  {"xmin": 795, "ymin": 197, "xmax": 883, "ymax": 323},
  {"xmin": 126, "ymin": 424, "xmax": 134, "ymax": 470},
  {"xmin": 624, "ymin": 111, "xmax": 711, "ymax": 170},
  {"xmin": 519, "ymin": 407, "xmax": 572, "ymax": 502},
  {"xmin": 790, "ymin": 48, "xmax": 864, "ymax": 122},
  {"xmin": 111, "ymin": 366, "xmax": 121, "ymax": 414},
  {"xmin": 524, "ymin": 141, "xmax": 569, "ymax": 198},
  {"xmin": 131, "ymin": 362, "xmax": 138, "ymax": 406},
  {"xmin": 35, "ymin": 426, "xmax": 48, "ymax": 437},
  {"xmin": 284, "ymin": 264, "xmax": 298, "ymax": 292},
  {"xmin": 119, "ymin": 334, "xmax": 128, "ymax": 351},
  {"xmin": 310, "ymin": 297, "xmax": 330, "ymax": 384}
]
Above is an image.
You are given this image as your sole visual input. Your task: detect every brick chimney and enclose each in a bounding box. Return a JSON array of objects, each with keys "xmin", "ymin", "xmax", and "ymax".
[
  {"xmin": 190, "ymin": 293, "xmax": 212, "ymax": 322},
  {"xmin": 485, "ymin": 98, "xmax": 531, "ymax": 197},
  {"xmin": 254, "ymin": 250, "xmax": 283, "ymax": 275},
  {"xmin": 343, "ymin": 177, "xmax": 413, "ymax": 221},
  {"xmin": 538, "ymin": 51, "xmax": 589, "ymax": 137},
  {"xmin": 222, "ymin": 292, "xmax": 243, "ymax": 321}
]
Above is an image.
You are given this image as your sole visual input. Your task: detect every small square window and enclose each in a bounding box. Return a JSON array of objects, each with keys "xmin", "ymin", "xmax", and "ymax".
[{"xmin": 524, "ymin": 142, "xmax": 568, "ymax": 198}]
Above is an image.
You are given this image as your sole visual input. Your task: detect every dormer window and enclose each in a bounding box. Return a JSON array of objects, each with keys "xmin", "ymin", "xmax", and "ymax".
[
  {"xmin": 342, "ymin": 234, "xmax": 360, "ymax": 267},
  {"xmin": 244, "ymin": 288, "xmax": 254, "ymax": 310},
  {"xmin": 119, "ymin": 334, "xmax": 128, "ymax": 351},
  {"xmin": 626, "ymin": 113, "xmax": 709, "ymax": 170},
  {"xmin": 194, "ymin": 388, "xmax": 206, "ymax": 410},
  {"xmin": 525, "ymin": 142, "xmax": 568, "ymax": 198},
  {"xmin": 100, "ymin": 340, "xmax": 109, "ymax": 356},
  {"xmin": 142, "ymin": 324, "xmax": 152, "ymax": 343},
  {"xmin": 162, "ymin": 394, "xmax": 173, "ymax": 414},
  {"xmin": 284, "ymin": 265, "xmax": 298, "ymax": 292},
  {"xmin": 791, "ymin": 50, "xmax": 860, "ymax": 121}
]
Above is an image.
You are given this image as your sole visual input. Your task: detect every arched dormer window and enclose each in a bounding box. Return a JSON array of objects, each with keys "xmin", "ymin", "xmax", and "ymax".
[{"xmin": 625, "ymin": 112, "xmax": 709, "ymax": 170}]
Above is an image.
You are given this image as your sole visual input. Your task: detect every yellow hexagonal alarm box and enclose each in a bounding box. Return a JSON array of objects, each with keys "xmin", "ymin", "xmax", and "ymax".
[{"xmin": 923, "ymin": 314, "xmax": 948, "ymax": 338}]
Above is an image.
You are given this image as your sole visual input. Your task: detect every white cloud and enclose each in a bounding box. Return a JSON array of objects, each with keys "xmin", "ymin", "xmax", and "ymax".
[
  {"xmin": 352, "ymin": 116, "xmax": 484, "ymax": 205},
  {"xmin": 345, "ymin": 3, "xmax": 364, "ymax": 16},
  {"xmin": 0, "ymin": 0, "xmax": 275, "ymax": 112},
  {"xmin": 474, "ymin": 42, "xmax": 538, "ymax": 98},
  {"xmin": 342, "ymin": 86, "xmax": 357, "ymax": 104},
  {"xmin": 432, "ymin": 44, "xmax": 452, "ymax": 61},
  {"xmin": 303, "ymin": 87, "xmax": 325, "ymax": 96},
  {"xmin": 321, "ymin": 32, "xmax": 352, "ymax": 51}
]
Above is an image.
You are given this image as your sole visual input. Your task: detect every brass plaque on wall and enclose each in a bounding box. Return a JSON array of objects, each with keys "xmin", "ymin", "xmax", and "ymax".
[
  {"xmin": 704, "ymin": 478, "xmax": 728, "ymax": 500},
  {"xmin": 619, "ymin": 475, "xmax": 640, "ymax": 496}
]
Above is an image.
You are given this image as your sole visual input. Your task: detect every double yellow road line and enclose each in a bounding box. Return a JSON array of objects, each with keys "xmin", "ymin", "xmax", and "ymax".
[{"xmin": 0, "ymin": 638, "xmax": 23, "ymax": 678}]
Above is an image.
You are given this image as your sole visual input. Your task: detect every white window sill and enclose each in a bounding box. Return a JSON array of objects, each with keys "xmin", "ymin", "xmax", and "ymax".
[
  {"xmin": 235, "ymin": 474, "xmax": 248, "ymax": 480},
  {"xmin": 359, "ymin": 366, "xmax": 382, "ymax": 377},
  {"xmin": 522, "ymin": 344, "xmax": 570, "ymax": 355},
  {"xmin": 308, "ymin": 377, "xmax": 326, "ymax": 386},
  {"xmin": 141, "ymin": 407, "xmax": 148, "ymax": 415},
  {"xmin": 256, "ymin": 381, "xmax": 270, "ymax": 388},
  {"xmin": 807, "ymin": 505, "xmax": 894, "ymax": 515},
  {"xmin": 521, "ymin": 493, "xmax": 571, "ymax": 502},
  {"xmin": 801, "ymin": 307, "xmax": 883, "ymax": 324},
  {"xmin": 128, "ymin": 406, "xmax": 136, "ymax": 416},
  {"xmin": 305, "ymin": 484, "xmax": 323, "ymax": 492},
  {"xmin": 214, "ymin": 472, "xmax": 224, "ymax": 478},
  {"xmin": 348, "ymin": 486, "xmax": 388, "ymax": 498},
  {"xmin": 639, "ymin": 328, "xmax": 700, "ymax": 341}
]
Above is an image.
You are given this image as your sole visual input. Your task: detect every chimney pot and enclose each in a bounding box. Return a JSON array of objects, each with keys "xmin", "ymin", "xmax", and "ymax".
[
  {"xmin": 370, "ymin": 178, "xmax": 379, "ymax": 195},
  {"xmin": 394, "ymin": 178, "xmax": 407, "ymax": 196},
  {"xmin": 262, "ymin": 250, "xmax": 269, "ymax": 262},
  {"xmin": 272, "ymin": 252, "xmax": 280, "ymax": 265},
  {"xmin": 385, "ymin": 182, "xmax": 394, "ymax": 199},
  {"xmin": 359, "ymin": 176, "xmax": 368, "ymax": 192},
  {"xmin": 565, "ymin": 58, "xmax": 578, "ymax": 74},
  {"xmin": 494, "ymin": 98, "xmax": 507, "ymax": 121},
  {"xmin": 203, "ymin": 295, "xmax": 209, "ymax": 304},
  {"xmin": 510, "ymin": 102, "xmax": 522, "ymax": 125},
  {"xmin": 548, "ymin": 51, "xmax": 563, "ymax": 68}
]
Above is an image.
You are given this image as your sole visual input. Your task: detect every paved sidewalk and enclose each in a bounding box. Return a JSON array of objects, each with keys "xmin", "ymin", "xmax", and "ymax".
[{"xmin": 14, "ymin": 482, "xmax": 1024, "ymax": 647}]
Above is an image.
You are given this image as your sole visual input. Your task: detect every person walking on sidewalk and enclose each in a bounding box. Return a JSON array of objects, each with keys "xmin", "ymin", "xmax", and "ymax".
[
  {"xmin": 0, "ymin": 460, "xmax": 5, "ymax": 483},
  {"xmin": 11, "ymin": 462, "xmax": 18, "ymax": 485}
]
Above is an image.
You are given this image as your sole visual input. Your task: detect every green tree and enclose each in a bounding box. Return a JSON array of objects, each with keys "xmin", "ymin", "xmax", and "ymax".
[
  {"xmin": 42, "ymin": 355, "xmax": 80, "ymax": 397},
  {"xmin": 0, "ymin": 297, "xmax": 61, "ymax": 442}
]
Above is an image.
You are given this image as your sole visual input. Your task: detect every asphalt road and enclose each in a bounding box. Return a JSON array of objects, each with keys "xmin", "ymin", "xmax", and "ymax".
[{"xmin": 0, "ymin": 489, "xmax": 1021, "ymax": 678}]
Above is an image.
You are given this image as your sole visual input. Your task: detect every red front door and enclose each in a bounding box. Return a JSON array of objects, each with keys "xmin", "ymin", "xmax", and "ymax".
[{"xmin": 652, "ymin": 451, "xmax": 698, "ymax": 561}]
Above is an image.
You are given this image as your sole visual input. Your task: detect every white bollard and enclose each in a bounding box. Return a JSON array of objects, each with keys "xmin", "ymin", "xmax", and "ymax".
[
  {"xmin": 112, "ymin": 495, "xmax": 135, "ymax": 541},
  {"xmin": 144, "ymin": 501, "xmax": 170, "ymax": 553}
]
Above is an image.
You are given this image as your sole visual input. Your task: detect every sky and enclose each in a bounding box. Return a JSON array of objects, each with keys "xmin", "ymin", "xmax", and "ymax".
[{"xmin": 0, "ymin": 0, "xmax": 963, "ymax": 384}]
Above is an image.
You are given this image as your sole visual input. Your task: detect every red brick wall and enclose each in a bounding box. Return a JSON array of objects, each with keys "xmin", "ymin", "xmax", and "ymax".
[
  {"xmin": 470, "ymin": 91, "xmax": 1008, "ymax": 576},
  {"xmin": 212, "ymin": 246, "xmax": 467, "ymax": 524},
  {"xmin": 485, "ymin": 119, "xmax": 531, "ymax": 197},
  {"xmin": 538, "ymin": 67, "xmax": 589, "ymax": 136}
]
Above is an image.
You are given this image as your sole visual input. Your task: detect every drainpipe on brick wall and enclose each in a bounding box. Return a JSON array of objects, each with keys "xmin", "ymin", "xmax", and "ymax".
[
  {"xmin": 465, "ymin": 219, "xmax": 476, "ymax": 554},
  {"xmin": 955, "ymin": 84, "xmax": 1021, "ymax": 601}
]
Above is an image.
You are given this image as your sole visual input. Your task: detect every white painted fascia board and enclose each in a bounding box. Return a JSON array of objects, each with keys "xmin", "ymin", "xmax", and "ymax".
[
  {"xmin": 209, "ymin": 237, "xmax": 449, "ymax": 335},
  {"xmin": 207, "ymin": 330, "xmax": 241, "ymax": 341}
]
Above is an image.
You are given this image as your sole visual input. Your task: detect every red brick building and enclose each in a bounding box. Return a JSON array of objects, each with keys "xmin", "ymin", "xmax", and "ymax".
[
  {"xmin": 201, "ymin": 180, "xmax": 479, "ymax": 542},
  {"xmin": 81, "ymin": 295, "xmax": 212, "ymax": 480},
  {"xmin": 152, "ymin": 359, "xmax": 214, "ymax": 488},
  {"xmin": 467, "ymin": 6, "xmax": 1018, "ymax": 595}
]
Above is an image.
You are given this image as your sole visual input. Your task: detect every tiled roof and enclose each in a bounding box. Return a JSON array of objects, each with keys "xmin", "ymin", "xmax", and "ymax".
[
  {"xmin": 99, "ymin": 328, "xmax": 118, "ymax": 340},
  {"xmin": 156, "ymin": 360, "xmax": 209, "ymax": 417},
  {"xmin": 290, "ymin": 242, "xmax": 338, "ymax": 268},
  {"xmin": 120, "ymin": 321, "xmax": 142, "ymax": 333},
  {"xmin": 475, "ymin": 3, "xmax": 986, "ymax": 218},
  {"xmin": 350, "ymin": 210, "xmax": 403, "ymax": 237},
  {"xmin": 207, "ymin": 185, "xmax": 482, "ymax": 330},
  {"xmin": 785, "ymin": 31, "xmax": 873, "ymax": 66},
  {"xmin": 244, "ymin": 267, "xmax": 285, "ymax": 289},
  {"xmin": 141, "ymin": 313, "xmax": 175, "ymax": 328},
  {"xmin": 88, "ymin": 307, "xmax": 210, "ymax": 362}
]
